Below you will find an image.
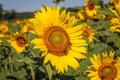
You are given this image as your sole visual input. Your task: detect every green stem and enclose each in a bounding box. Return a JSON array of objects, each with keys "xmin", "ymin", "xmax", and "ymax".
[
  {"xmin": 29, "ymin": 65, "xmax": 35, "ymax": 80},
  {"xmin": 4, "ymin": 62, "xmax": 9, "ymax": 74},
  {"xmin": 44, "ymin": 64, "xmax": 53, "ymax": 80},
  {"xmin": 9, "ymin": 55, "xmax": 13, "ymax": 73},
  {"xmin": 31, "ymin": 52, "xmax": 36, "ymax": 57}
]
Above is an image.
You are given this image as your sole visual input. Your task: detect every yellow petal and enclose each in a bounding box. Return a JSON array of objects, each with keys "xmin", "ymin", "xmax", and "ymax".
[
  {"xmin": 71, "ymin": 46, "xmax": 87, "ymax": 53},
  {"xmin": 68, "ymin": 50, "xmax": 86, "ymax": 59}
]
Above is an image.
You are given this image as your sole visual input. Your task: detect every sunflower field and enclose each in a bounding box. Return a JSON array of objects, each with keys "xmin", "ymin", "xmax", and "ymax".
[{"xmin": 0, "ymin": 0, "xmax": 120, "ymax": 80}]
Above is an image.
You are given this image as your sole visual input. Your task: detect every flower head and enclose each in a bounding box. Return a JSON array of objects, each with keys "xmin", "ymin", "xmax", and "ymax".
[
  {"xmin": 75, "ymin": 9, "xmax": 86, "ymax": 21},
  {"xmin": 87, "ymin": 51, "xmax": 120, "ymax": 80},
  {"xmin": 80, "ymin": 23, "xmax": 96, "ymax": 43},
  {"xmin": 9, "ymin": 32, "xmax": 28, "ymax": 54},
  {"xmin": 0, "ymin": 21, "xmax": 9, "ymax": 33},
  {"xmin": 85, "ymin": 0, "xmax": 100, "ymax": 18},
  {"xmin": 109, "ymin": 8, "xmax": 120, "ymax": 33},
  {"xmin": 30, "ymin": 6, "xmax": 87, "ymax": 73},
  {"xmin": 110, "ymin": 0, "xmax": 120, "ymax": 10},
  {"xmin": 110, "ymin": 18, "xmax": 120, "ymax": 33},
  {"xmin": 0, "ymin": 21, "xmax": 11, "ymax": 40}
]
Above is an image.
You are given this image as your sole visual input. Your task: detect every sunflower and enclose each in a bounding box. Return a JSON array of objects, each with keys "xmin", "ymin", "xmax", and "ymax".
[
  {"xmin": 110, "ymin": 0, "xmax": 120, "ymax": 10},
  {"xmin": 110, "ymin": 18, "xmax": 120, "ymax": 33},
  {"xmin": 87, "ymin": 51, "xmax": 120, "ymax": 80},
  {"xmin": 75, "ymin": 9, "xmax": 86, "ymax": 21},
  {"xmin": 80, "ymin": 23, "xmax": 96, "ymax": 43},
  {"xmin": 16, "ymin": 19, "xmax": 21, "ymax": 24},
  {"xmin": 9, "ymin": 32, "xmax": 28, "ymax": 54},
  {"xmin": 20, "ymin": 20, "xmax": 35, "ymax": 34},
  {"xmin": 85, "ymin": 0, "xmax": 100, "ymax": 18},
  {"xmin": 109, "ymin": 9, "xmax": 120, "ymax": 33},
  {"xmin": 30, "ymin": 6, "xmax": 87, "ymax": 73},
  {"xmin": 0, "ymin": 22, "xmax": 9, "ymax": 33},
  {"xmin": 0, "ymin": 21, "xmax": 11, "ymax": 40},
  {"xmin": 22, "ymin": 22, "xmax": 34, "ymax": 33}
]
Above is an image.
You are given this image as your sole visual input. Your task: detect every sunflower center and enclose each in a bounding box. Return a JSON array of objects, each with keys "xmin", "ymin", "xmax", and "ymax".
[
  {"xmin": 1, "ymin": 26, "xmax": 8, "ymax": 33},
  {"xmin": 88, "ymin": 1, "xmax": 95, "ymax": 10},
  {"xmin": 82, "ymin": 28, "xmax": 90, "ymax": 38},
  {"xmin": 98, "ymin": 63, "xmax": 117, "ymax": 80},
  {"xmin": 116, "ymin": 26, "xmax": 120, "ymax": 30},
  {"xmin": 43, "ymin": 26, "xmax": 70, "ymax": 56},
  {"xmin": 27, "ymin": 27, "xmax": 32, "ymax": 32},
  {"xmin": 16, "ymin": 36, "xmax": 27, "ymax": 47},
  {"xmin": 2, "ymin": 27, "xmax": 7, "ymax": 31},
  {"xmin": 50, "ymin": 31, "xmax": 64, "ymax": 47},
  {"xmin": 113, "ymin": 0, "xmax": 119, "ymax": 5}
]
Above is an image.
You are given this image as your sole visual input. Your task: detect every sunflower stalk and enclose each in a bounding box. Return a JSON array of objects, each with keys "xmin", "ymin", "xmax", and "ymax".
[
  {"xmin": 29, "ymin": 64, "xmax": 35, "ymax": 80},
  {"xmin": 9, "ymin": 55, "xmax": 13, "ymax": 73},
  {"xmin": 31, "ymin": 51, "xmax": 36, "ymax": 58},
  {"xmin": 44, "ymin": 63, "xmax": 54, "ymax": 80},
  {"xmin": 4, "ymin": 62, "xmax": 9, "ymax": 74}
]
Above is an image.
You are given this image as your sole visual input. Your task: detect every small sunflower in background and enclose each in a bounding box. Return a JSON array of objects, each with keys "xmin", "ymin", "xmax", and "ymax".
[
  {"xmin": 15, "ymin": 19, "xmax": 35, "ymax": 34},
  {"xmin": 87, "ymin": 51, "xmax": 120, "ymax": 80},
  {"xmin": 9, "ymin": 32, "xmax": 28, "ymax": 54},
  {"xmin": 75, "ymin": 9, "xmax": 86, "ymax": 21},
  {"xmin": 110, "ymin": 18, "xmax": 120, "ymax": 33},
  {"xmin": 109, "ymin": 8, "xmax": 120, "ymax": 33},
  {"xmin": 110, "ymin": 0, "xmax": 120, "ymax": 10},
  {"xmin": 0, "ymin": 21, "xmax": 11, "ymax": 40},
  {"xmin": 85, "ymin": 0, "xmax": 100, "ymax": 18},
  {"xmin": 30, "ymin": 6, "xmax": 87, "ymax": 73},
  {"xmin": 21, "ymin": 21, "xmax": 35, "ymax": 34},
  {"xmin": 0, "ymin": 21, "xmax": 9, "ymax": 33},
  {"xmin": 80, "ymin": 23, "xmax": 96, "ymax": 43},
  {"xmin": 15, "ymin": 19, "xmax": 21, "ymax": 25},
  {"xmin": 0, "ymin": 23, "xmax": 8, "ymax": 37},
  {"xmin": 15, "ymin": 19, "xmax": 30, "ymax": 27}
]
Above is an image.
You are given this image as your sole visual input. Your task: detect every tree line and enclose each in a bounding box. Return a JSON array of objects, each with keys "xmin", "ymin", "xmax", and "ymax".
[{"xmin": 0, "ymin": 4, "xmax": 33, "ymax": 20}]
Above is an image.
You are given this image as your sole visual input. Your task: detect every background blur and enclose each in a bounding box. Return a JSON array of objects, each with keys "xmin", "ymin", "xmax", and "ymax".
[
  {"xmin": 0, "ymin": 0, "xmax": 109, "ymax": 20},
  {"xmin": 0, "ymin": 0, "xmax": 109, "ymax": 12}
]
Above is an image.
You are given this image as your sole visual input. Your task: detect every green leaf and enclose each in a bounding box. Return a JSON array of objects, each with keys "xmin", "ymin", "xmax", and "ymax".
[
  {"xmin": 87, "ymin": 41, "xmax": 113, "ymax": 57},
  {"xmin": 64, "ymin": 67, "xmax": 78, "ymax": 76},
  {"xmin": 64, "ymin": 58, "xmax": 90, "ymax": 80},
  {"xmin": 16, "ymin": 57, "xmax": 35, "ymax": 64},
  {"xmin": 112, "ymin": 33, "xmax": 120, "ymax": 48},
  {"xmin": 8, "ymin": 69, "xmax": 27, "ymax": 79},
  {"xmin": 38, "ymin": 66, "xmax": 46, "ymax": 73},
  {"xmin": 97, "ymin": 8, "xmax": 114, "ymax": 16},
  {"xmin": 32, "ymin": 48, "xmax": 41, "ymax": 56},
  {"xmin": 8, "ymin": 24, "xmax": 21, "ymax": 33},
  {"xmin": 27, "ymin": 32, "xmax": 37, "ymax": 40},
  {"xmin": 45, "ymin": 63, "xmax": 53, "ymax": 80},
  {"xmin": 0, "ymin": 72, "xmax": 7, "ymax": 80}
]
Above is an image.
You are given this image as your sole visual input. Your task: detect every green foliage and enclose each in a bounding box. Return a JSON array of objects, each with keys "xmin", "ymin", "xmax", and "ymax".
[{"xmin": 97, "ymin": 8, "xmax": 114, "ymax": 16}]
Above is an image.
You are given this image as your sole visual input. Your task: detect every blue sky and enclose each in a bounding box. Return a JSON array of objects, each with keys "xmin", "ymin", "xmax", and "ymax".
[{"xmin": 0, "ymin": 0, "xmax": 109, "ymax": 12}]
